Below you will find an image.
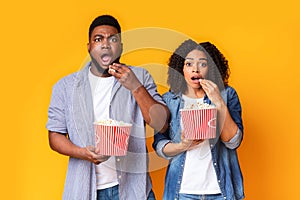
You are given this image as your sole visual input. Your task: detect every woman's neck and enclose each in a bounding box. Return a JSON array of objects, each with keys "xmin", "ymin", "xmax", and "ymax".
[{"xmin": 184, "ymin": 87, "xmax": 205, "ymax": 99}]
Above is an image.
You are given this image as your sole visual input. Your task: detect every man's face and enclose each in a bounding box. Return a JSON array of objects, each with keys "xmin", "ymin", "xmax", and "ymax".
[{"xmin": 88, "ymin": 25, "xmax": 122, "ymax": 71}]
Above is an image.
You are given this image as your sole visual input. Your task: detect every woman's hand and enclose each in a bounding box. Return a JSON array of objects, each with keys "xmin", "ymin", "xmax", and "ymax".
[
  {"xmin": 199, "ymin": 79, "xmax": 239, "ymax": 143},
  {"xmin": 162, "ymin": 132, "xmax": 204, "ymax": 157},
  {"xmin": 178, "ymin": 134, "xmax": 203, "ymax": 151},
  {"xmin": 199, "ymin": 79, "xmax": 225, "ymax": 108}
]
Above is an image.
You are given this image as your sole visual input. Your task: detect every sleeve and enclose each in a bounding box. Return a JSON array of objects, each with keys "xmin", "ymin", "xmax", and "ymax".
[
  {"xmin": 46, "ymin": 81, "xmax": 68, "ymax": 134},
  {"xmin": 152, "ymin": 130, "xmax": 173, "ymax": 160},
  {"xmin": 223, "ymin": 128, "xmax": 242, "ymax": 149},
  {"xmin": 223, "ymin": 87, "xmax": 244, "ymax": 149},
  {"xmin": 141, "ymin": 68, "xmax": 165, "ymax": 105}
]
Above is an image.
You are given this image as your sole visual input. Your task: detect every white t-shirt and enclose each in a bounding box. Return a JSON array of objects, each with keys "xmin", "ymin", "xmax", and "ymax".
[
  {"xmin": 89, "ymin": 68, "xmax": 119, "ymax": 190},
  {"xmin": 179, "ymin": 95, "xmax": 221, "ymax": 195}
]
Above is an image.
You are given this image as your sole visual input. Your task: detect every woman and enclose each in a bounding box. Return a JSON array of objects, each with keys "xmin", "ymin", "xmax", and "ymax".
[{"xmin": 153, "ymin": 40, "xmax": 244, "ymax": 200}]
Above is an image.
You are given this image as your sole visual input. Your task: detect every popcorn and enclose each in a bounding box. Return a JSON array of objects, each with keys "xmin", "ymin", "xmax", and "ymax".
[
  {"xmin": 94, "ymin": 119, "xmax": 132, "ymax": 156},
  {"xmin": 184, "ymin": 102, "xmax": 215, "ymax": 110},
  {"xmin": 95, "ymin": 119, "xmax": 130, "ymax": 126}
]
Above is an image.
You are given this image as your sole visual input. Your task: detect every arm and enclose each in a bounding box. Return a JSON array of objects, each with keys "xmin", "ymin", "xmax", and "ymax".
[
  {"xmin": 48, "ymin": 131, "xmax": 109, "ymax": 165},
  {"xmin": 162, "ymin": 134, "xmax": 203, "ymax": 157},
  {"xmin": 215, "ymin": 102, "xmax": 239, "ymax": 142},
  {"xmin": 153, "ymin": 129, "xmax": 202, "ymax": 159},
  {"xmin": 47, "ymin": 82, "xmax": 108, "ymax": 165},
  {"xmin": 109, "ymin": 63, "xmax": 170, "ymax": 132},
  {"xmin": 200, "ymin": 80, "xmax": 242, "ymax": 145},
  {"xmin": 131, "ymin": 86, "xmax": 169, "ymax": 132}
]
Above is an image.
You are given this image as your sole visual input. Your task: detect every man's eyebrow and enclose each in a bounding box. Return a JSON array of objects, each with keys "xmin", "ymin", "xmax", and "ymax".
[
  {"xmin": 93, "ymin": 34, "xmax": 104, "ymax": 37},
  {"xmin": 93, "ymin": 34, "xmax": 119, "ymax": 38}
]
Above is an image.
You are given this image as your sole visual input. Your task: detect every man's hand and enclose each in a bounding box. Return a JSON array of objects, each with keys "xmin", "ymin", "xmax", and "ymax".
[
  {"xmin": 108, "ymin": 63, "xmax": 142, "ymax": 92},
  {"xmin": 85, "ymin": 146, "xmax": 110, "ymax": 165}
]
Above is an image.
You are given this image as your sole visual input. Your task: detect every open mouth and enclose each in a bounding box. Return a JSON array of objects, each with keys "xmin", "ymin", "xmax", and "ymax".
[
  {"xmin": 101, "ymin": 53, "xmax": 113, "ymax": 65},
  {"xmin": 191, "ymin": 76, "xmax": 201, "ymax": 81}
]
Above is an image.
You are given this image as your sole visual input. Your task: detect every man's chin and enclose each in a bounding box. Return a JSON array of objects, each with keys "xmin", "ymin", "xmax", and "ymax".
[
  {"xmin": 91, "ymin": 62, "xmax": 111, "ymax": 76},
  {"xmin": 100, "ymin": 64, "xmax": 110, "ymax": 70},
  {"xmin": 100, "ymin": 61, "xmax": 111, "ymax": 67}
]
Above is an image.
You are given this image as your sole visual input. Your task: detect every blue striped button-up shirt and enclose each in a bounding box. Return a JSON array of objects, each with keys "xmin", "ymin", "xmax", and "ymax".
[{"xmin": 47, "ymin": 63, "xmax": 164, "ymax": 200}]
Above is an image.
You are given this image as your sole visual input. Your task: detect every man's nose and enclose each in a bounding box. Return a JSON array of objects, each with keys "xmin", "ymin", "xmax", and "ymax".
[{"xmin": 101, "ymin": 39, "xmax": 110, "ymax": 49}]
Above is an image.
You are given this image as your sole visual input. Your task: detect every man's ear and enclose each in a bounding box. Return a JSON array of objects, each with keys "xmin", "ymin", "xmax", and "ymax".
[
  {"xmin": 120, "ymin": 42, "xmax": 123, "ymax": 55},
  {"xmin": 87, "ymin": 43, "xmax": 90, "ymax": 52}
]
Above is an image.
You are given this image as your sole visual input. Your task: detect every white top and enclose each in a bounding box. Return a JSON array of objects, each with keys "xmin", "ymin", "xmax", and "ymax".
[
  {"xmin": 179, "ymin": 95, "xmax": 221, "ymax": 194},
  {"xmin": 88, "ymin": 68, "xmax": 119, "ymax": 190}
]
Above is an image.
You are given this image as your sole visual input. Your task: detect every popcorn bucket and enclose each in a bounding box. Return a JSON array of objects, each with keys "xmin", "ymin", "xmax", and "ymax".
[
  {"xmin": 94, "ymin": 123, "xmax": 131, "ymax": 156},
  {"xmin": 180, "ymin": 108, "xmax": 217, "ymax": 139}
]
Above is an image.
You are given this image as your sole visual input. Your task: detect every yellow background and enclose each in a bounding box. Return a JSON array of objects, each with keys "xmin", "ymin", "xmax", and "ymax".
[{"xmin": 1, "ymin": 0, "xmax": 300, "ymax": 199}]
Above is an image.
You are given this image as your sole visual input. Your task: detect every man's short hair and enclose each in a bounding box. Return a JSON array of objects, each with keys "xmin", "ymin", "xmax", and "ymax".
[{"xmin": 89, "ymin": 15, "xmax": 121, "ymax": 40}]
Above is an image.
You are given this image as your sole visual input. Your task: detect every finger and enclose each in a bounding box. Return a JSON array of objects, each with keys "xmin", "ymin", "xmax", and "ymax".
[
  {"xmin": 111, "ymin": 63, "xmax": 129, "ymax": 74},
  {"xmin": 199, "ymin": 79, "xmax": 208, "ymax": 88},
  {"xmin": 205, "ymin": 81, "xmax": 217, "ymax": 90},
  {"xmin": 86, "ymin": 146, "xmax": 96, "ymax": 152},
  {"xmin": 109, "ymin": 64, "xmax": 130, "ymax": 79},
  {"xmin": 108, "ymin": 67, "xmax": 123, "ymax": 79},
  {"xmin": 195, "ymin": 139, "xmax": 204, "ymax": 145},
  {"xmin": 108, "ymin": 68, "xmax": 120, "ymax": 77},
  {"xmin": 108, "ymin": 64, "xmax": 120, "ymax": 72},
  {"xmin": 94, "ymin": 161, "xmax": 101, "ymax": 165},
  {"xmin": 94, "ymin": 154, "xmax": 109, "ymax": 159},
  {"xmin": 181, "ymin": 131, "xmax": 185, "ymax": 139}
]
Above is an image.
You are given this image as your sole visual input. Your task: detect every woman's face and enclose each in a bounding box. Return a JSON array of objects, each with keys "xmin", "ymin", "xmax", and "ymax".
[{"xmin": 183, "ymin": 49, "xmax": 208, "ymax": 90}]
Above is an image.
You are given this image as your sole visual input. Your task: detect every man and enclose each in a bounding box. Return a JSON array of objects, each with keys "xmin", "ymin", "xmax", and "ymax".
[{"xmin": 46, "ymin": 15, "xmax": 169, "ymax": 200}]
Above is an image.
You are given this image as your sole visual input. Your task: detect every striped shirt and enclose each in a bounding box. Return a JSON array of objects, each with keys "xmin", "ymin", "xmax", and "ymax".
[{"xmin": 46, "ymin": 62, "xmax": 164, "ymax": 200}]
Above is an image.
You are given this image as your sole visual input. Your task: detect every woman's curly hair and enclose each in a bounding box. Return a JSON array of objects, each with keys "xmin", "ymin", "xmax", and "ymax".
[{"xmin": 167, "ymin": 39, "xmax": 230, "ymax": 94}]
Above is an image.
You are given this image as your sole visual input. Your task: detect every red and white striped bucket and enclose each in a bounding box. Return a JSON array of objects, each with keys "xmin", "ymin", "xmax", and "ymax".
[
  {"xmin": 180, "ymin": 108, "xmax": 217, "ymax": 139},
  {"xmin": 94, "ymin": 124, "xmax": 131, "ymax": 156}
]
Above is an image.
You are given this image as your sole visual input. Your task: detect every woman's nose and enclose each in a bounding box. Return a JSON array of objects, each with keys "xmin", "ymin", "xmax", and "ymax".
[{"xmin": 192, "ymin": 64, "xmax": 199, "ymax": 73}]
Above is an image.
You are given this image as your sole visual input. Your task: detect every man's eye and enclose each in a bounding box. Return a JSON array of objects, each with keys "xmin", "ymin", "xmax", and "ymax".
[
  {"xmin": 110, "ymin": 37, "xmax": 119, "ymax": 43},
  {"xmin": 94, "ymin": 38, "xmax": 102, "ymax": 42}
]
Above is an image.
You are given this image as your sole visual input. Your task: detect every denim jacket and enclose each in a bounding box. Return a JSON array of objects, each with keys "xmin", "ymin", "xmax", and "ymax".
[{"xmin": 153, "ymin": 86, "xmax": 244, "ymax": 200}]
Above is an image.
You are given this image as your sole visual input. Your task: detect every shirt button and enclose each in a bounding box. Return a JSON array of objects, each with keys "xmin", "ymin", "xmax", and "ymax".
[
  {"xmin": 218, "ymin": 180, "xmax": 221, "ymax": 183},
  {"xmin": 116, "ymin": 158, "xmax": 120, "ymax": 162},
  {"xmin": 224, "ymin": 197, "xmax": 226, "ymax": 199},
  {"xmin": 214, "ymin": 162, "xmax": 217, "ymax": 166},
  {"xmin": 118, "ymin": 175, "xmax": 122, "ymax": 179}
]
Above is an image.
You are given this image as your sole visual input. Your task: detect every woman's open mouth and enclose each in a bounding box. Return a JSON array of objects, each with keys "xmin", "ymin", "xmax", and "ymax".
[{"xmin": 191, "ymin": 77, "xmax": 200, "ymax": 81}]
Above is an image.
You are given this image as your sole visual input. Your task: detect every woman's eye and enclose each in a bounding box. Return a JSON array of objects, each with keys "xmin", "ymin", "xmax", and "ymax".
[
  {"xmin": 185, "ymin": 62, "xmax": 192, "ymax": 67},
  {"xmin": 199, "ymin": 63, "xmax": 207, "ymax": 67}
]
